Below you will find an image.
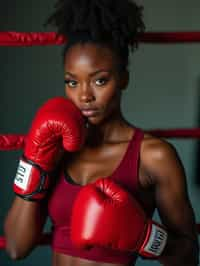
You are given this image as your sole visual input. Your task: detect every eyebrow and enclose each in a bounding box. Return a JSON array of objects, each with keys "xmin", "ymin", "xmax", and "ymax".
[{"xmin": 65, "ymin": 69, "xmax": 111, "ymax": 78}]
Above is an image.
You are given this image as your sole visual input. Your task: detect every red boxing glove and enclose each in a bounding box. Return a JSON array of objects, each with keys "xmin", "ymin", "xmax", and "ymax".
[
  {"xmin": 13, "ymin": 97, "xmax": 86, "ymax": 200},
  {"xmin": 71, "ymin": 178, "xmax": 167, "ymax": 258}
]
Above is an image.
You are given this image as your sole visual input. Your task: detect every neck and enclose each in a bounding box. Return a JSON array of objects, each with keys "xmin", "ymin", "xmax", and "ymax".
[{"xmin": 86, "ymin": 110, "xmax": 130, "ymax": 147}]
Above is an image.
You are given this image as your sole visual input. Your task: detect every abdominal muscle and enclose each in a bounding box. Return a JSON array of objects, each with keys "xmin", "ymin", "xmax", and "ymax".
[{"xmin": 52, "ymin": 252, "xmax": 128, "ymax": 266}]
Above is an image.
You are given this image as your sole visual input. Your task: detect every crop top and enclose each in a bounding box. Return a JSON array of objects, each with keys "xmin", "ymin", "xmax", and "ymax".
[{"xmin": 48, "ymin": 128, "xmax": 155, "ymax": 264}]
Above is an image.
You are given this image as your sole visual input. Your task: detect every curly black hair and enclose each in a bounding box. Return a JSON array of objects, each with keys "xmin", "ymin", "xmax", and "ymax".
[{"xmin": 45, "ymin": 0, "xmax": 145, "ymax": 71}]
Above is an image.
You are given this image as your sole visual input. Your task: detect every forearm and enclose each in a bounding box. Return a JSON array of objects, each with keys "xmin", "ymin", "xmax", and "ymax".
[
  {"xmin": 4, "ymin": 196, "xmax": 47, "ymax": 259},
  {"xmin": 158, "ymin": 232, "xmax": 199, "ymax": 266}
]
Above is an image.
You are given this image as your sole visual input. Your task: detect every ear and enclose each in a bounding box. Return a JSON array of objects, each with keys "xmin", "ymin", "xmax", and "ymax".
[{"xmin": 120, "ymin": 70, "xmax": 129, "ymax": 90}]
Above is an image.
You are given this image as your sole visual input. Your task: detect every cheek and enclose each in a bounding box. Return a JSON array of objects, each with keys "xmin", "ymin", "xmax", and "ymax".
[
  {"xmin": 64, "ymin": 88, "xmax": 78, "ymax": 105},
  {"xmin": 97, "ymin": 84, "xmax": 120, "ymax": 107},
  {"xmin": 65, "ymin": 87, "xmax": 74, "ymax": 99}
]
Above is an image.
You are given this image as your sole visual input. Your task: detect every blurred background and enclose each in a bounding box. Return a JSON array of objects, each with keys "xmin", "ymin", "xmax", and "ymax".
[{"xmin": 0, "ymin": 0, "xmax": 199, "ymax": 265}]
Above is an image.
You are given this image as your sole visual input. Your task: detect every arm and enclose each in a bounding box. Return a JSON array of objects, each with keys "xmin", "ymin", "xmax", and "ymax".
[
  {"xmin": 4, "ymin": 196, "xmax": 48, "ymax": 260},
  {"xmin": 4, "ymin": 97, "xmax": 86, "ymax": 260},
  {"xmin": 142, "ymin": 137, "xmax": 199, "ymax": 266}
]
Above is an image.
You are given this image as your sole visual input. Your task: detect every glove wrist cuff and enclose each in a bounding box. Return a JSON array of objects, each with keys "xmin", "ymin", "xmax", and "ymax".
[
  {"xmin": 13, "ymin": 155, "xmax": 50, "ymax": 201},
  {"xmin": 139, "ymin": 221, "xmax": 168, "ymax": 258}
]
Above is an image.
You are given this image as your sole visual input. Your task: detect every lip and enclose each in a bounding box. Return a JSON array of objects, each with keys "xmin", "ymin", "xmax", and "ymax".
[{"xmin": 81, "ymin": 108, "xmax": 99, "ymax": 117}]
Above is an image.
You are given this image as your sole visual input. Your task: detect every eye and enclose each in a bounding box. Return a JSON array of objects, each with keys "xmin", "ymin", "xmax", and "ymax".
[
  {"xmin": 95, "ymin": 77, "xmax": 109, "ymax": 86},
  {"xmin": 64, "ymin": 79, "xmax": 77, "ymax": 88}
]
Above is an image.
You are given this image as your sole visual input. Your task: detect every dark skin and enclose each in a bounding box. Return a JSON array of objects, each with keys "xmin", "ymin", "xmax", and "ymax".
[{"xmin": 4, "ymin": 43, "xmax": 199, "ymax": 266}]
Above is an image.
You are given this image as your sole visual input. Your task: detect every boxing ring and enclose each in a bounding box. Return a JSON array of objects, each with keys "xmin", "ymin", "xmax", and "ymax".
[{"xmin": 0, "ymin": 31, "xmax": 200, "ymax": 250}]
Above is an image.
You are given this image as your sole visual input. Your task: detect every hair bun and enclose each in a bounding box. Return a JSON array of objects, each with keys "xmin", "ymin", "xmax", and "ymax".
[{"xmin": 45, "ymin": 0, "xmax": 145, "ymax": 51}]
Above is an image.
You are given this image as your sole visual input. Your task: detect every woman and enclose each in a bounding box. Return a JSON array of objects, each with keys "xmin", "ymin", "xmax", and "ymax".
[{"xmin": 4, "ymin": 0, "xmax": 199, "ymax": 265}]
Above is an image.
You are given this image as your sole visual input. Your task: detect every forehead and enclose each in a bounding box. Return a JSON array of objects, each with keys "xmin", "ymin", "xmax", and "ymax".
[{"xmin": 64, "ymin": 43, "xmax": 118, "ymax": 71}]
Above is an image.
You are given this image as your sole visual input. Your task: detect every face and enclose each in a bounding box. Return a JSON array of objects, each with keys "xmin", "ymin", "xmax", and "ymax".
[{"xmin": 64, "ymin": 43, "xmax": 128, "ymax": 125}]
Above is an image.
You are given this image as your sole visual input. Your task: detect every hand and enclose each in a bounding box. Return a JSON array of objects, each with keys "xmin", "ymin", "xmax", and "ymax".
[
  {"xmin": 71, "ymin": 178, "xmax": 167, "ymax": 258},
  {"xmin": 13, "ymin": 97, "xmax": 86, "ymax": 200}
]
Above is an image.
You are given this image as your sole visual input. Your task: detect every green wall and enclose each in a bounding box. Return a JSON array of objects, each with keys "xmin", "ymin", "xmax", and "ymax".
[{"xmin": 0, "ymin": 0, "xmax": 199, "ymax": 265}]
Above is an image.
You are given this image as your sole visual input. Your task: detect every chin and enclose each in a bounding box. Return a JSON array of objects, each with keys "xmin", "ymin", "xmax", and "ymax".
[
  {"xmin": 87, "ymin": 117, "xmax": 102, "ymax": 125},
  {"xmin": 87, "ymin": 114, "xmax": 111, "ymax": 127}
]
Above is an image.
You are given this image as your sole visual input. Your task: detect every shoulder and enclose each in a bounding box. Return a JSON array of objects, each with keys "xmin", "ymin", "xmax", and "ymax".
[
  {"xmin": 141, "ymin": 133, "xmax": 178, "ymax": 163},
  {"xmin": 140, "ymin": 133, "xmax": 185, "ymax": 186}
]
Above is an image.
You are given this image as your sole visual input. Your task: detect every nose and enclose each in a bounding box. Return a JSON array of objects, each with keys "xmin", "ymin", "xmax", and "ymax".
[{"xmin": 79, "ymin": 85, "xmax": 95, "ymax": 104}]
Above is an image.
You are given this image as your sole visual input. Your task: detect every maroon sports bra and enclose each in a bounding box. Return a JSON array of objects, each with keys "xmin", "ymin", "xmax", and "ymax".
[{"xmin": 48, "ymin": 128, "xmax": 154, "ymax": 264}]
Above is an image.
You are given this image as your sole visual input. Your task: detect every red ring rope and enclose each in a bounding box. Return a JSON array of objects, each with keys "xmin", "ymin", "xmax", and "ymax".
[
  {"xmin": 0, "ymin": 31, "xmax": 200, "ymax": 46},
  {"xmin": 148, "ymin": 128, "xmax": 200, "ymax": 138},
  {"xmin": 0, "ymin": 134, "xmax": 26, "ymax": 150},
  {"xmin": 1, "ymin": 128, "xmax": 200, "ymax": 152}
]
